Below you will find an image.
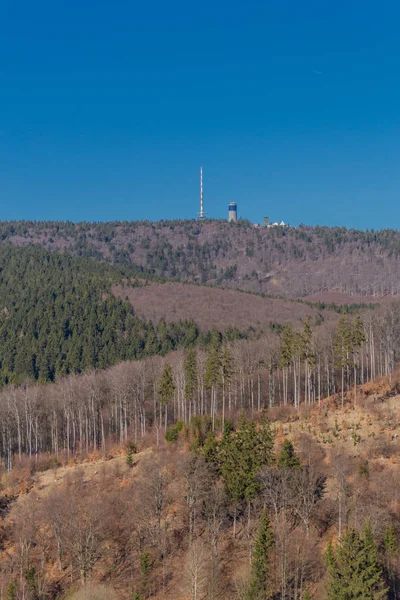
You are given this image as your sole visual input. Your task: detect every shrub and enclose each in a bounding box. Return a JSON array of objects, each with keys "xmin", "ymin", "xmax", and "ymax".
[{"xmin": 165, "ymin": 420, "xmax": 184, "ymax": 443}]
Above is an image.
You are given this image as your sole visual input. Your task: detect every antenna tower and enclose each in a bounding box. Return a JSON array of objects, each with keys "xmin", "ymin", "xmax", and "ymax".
[{"xmin": 198, "ymin": 166, "xmax": 206, "ymax": 219}]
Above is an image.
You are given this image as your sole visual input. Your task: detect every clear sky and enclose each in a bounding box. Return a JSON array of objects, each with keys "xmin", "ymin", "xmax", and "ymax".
[{"xmin": 1, "ymin": 1, "xmax": 400, "ymax": 228}]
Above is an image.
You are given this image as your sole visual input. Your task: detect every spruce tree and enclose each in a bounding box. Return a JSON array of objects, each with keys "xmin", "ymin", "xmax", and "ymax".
[
  {"xmin": 301, "ymin": 316, "xmax": 316, "ymax": 404},
  {"xmin": 351, "ymin": 315, "xmax": 366, "ymax": 406},
  {"xmin": 246, "ymin": 508, "xmax": 274, "ymax": 600},
  {"xmin": 184, "ymin": 347, "xmax": 198, "ymax": 402},
  {"xmin": 383, "ymin": 525, "xmax": 397, "ymax": 557},
  {"xmin": 158, "ymin": 363, "xmax": 175, "ymax": 430},
  {"xmin": 279, "ymin": 324, "xmax": 294, "ymax": 369},
  {"xmin": 204, "ymin": 333, "xmax": 222, "ymax": 429},
  {"xmin": 384, "ymin": 525, "xmax": 398, "ymax": 598},
  {"xmin": 204, "ymin": 338, "xmax": 221, "ymax": 390},
  {"xmin": 218, "ymin": 417, "xmax": 275, "ymax": 536},
  {"xmin": 362, "ymin": 522, "xmax": 388, "ymax": 599},
  {"xmin": 158, "ymin": 364, "xmax": 175, "ymax": 405},
  {"xmin": 126, "ymin": 451, "xmax": 134, "ymax": 468},
  {"xmin": 326, "ymin": 527, "xmax": 388, "ymax": 600},
  {"xmin": 278, "ymin": 439, "xmax": 301, "ymax": 469},
  {"xmin": 220, "ymin": 344, "xmax": 234, "ymax": 427},
  {"xmin": 6, "ymin": 582, "xmax": 16, "ymax": 600},
  {"xmin": 279, "ymin": 324, "xmax": 294, "ymax": 404},
  {"xmin": 333, "ymin": 317, "xmax": 354, "ymax": 406}
]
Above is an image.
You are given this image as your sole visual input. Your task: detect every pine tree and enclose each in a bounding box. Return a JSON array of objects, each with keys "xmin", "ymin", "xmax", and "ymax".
[
  {"xmin": 278, "ymin": 439, "xmax": 301, "ymax": 469},
  {"xmin": 246, "ymin": 508, "xmax": 274, "ymax": 599}
]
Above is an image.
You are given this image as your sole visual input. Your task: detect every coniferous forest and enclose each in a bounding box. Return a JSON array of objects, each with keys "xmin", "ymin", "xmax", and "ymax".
[
  {"xmin": 0, "ymin": 224, "xmax": 399, "ymax": 600},
  {"xmin": 0, "ymin": 245, "xmax": 201, "ymax": 384}
]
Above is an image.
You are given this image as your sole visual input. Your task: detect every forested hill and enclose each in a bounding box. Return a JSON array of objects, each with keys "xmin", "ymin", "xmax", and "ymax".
[
  {"xmin": 1, "ymin": 220, "xmax": 400, "ymax": 297},
  {"xmin": 0, "ymin": 246, "xmax": 201, "ymax": 384}
]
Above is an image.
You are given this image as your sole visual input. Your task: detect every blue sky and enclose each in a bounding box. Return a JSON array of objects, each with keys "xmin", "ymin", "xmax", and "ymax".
[{"xmin": 1, "ymin": 1, "xmax": 400, "ymax": 228}]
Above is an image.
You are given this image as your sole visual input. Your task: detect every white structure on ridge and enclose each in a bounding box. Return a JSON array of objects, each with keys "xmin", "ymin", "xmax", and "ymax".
[
  {"xmin": 197, "ymin": 166, "xmax": 206, "ymax": 220},
  {"xmin": 228, "ymin": 202, "xmax": 237, "ymax": 222}
]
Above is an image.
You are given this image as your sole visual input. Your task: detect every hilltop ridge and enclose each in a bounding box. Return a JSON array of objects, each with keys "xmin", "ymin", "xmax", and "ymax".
[{"xmin": 1, "ymin": 219, "xmax": 400, "ymax": 298}]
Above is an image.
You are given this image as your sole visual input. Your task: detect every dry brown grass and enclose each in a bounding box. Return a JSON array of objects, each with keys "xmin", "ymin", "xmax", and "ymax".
[{"xmin": 67, "ymin": 584, "xmax": 118, "ymax": 600}]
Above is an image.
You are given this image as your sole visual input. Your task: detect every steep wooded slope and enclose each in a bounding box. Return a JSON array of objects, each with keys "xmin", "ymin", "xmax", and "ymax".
[
  {"xmin": 1, "ymin": 220, "xmax": 400, "ymax": 297},
  {"xmin": 1, "ymin": 380, "xmax": 399, "ymax": 600}
]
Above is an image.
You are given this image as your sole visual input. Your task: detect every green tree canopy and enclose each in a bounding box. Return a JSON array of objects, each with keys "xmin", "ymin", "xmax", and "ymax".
[
  {"xmin": 278, "ymin": 439, "xmax": 301, "ymax": 469},
  {"xmin": 246, "ymin": 508, "xmax": 274, "ymax": 600},
  {"xmin": 218, "ymin": 417, "xmax": 275, "ymax": 505},
  {"xmin": 326, "ymin": 526, "xmax": 388, "ymax": 600},
  {"xmin": 158, "ymin": 364, "xmax": 175, "ymax": 405}
]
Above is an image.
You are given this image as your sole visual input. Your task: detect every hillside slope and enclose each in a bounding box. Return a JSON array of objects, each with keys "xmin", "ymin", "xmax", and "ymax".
[
  {"xmin": 1, "ymin": 378, "xmax": 399, "ymax": 600},
  {"xmin": 0, "ymin": 245, "xmax": 199, "ymax": 384},
  {"xmin": 2, "ymin": 220, "xmax": 400, "ymax": 298},
  {"xmin": 112, "ymin": 282, "xmax": 339, "ymax": 332}
]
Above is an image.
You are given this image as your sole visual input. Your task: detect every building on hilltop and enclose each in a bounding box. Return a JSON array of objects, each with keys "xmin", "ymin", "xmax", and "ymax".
[
  {"xmin": 263, "ymin": 218, "xmax": 286, "ymax": 228},
  {"xmin": 228, "ymin": 202, "xmax": 237, "ymax": 223}
]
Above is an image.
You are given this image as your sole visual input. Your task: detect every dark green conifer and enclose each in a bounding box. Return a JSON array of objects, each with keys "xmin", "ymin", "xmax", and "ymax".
[
  {"xmin": 126, "ymin": 451, "xmax": 134, "ymax": 468},
  {"xmin": 384, "ymin": 525, "xmax": 397, "ymax": 557},
  {"xmin": 363, "ymin": 522, "xmax": 388, "ymax": 599},
  {"xmin": 278, "ymin": 439, "xmax": 301, "ymax": 469},
  {"xmin": 184, "ymin": 347, "xmax": 198, "ymax": 401},
  {"xmin": 384, "ymin": 525, "xmax": 398, "ymax": 598},
  {"xmin": 157, "ymin": 364, "xmax": 175, "ymax": 405},
  {"xmin": 6, "ymin": 581, "xmax": 16, "ymax": 600},
  {"xmin": 218, "ymin": 417, "xmax": 274, "ymax": 535},
  {"xmin": 326, "ymin": 527, "xmax": 388, "ymax": 600},
  {"xmin": 246, "ymin": 508, "xmax": 274, "ymax": 599}
]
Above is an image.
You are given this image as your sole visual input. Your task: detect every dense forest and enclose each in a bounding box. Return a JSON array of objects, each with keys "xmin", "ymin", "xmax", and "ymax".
[
  {"xmin": 2, "ymin": 219, "xmax": 400, "ymax": 296},
  {"xmin": 0, "ymin": 246, "xmax": 204, "ymax": 384}
]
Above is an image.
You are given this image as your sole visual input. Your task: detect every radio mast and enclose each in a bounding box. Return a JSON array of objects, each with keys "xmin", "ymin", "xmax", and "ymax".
[{"xmin": 198, "ymin": 166, "xmax": 206, "ymax": 220}]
